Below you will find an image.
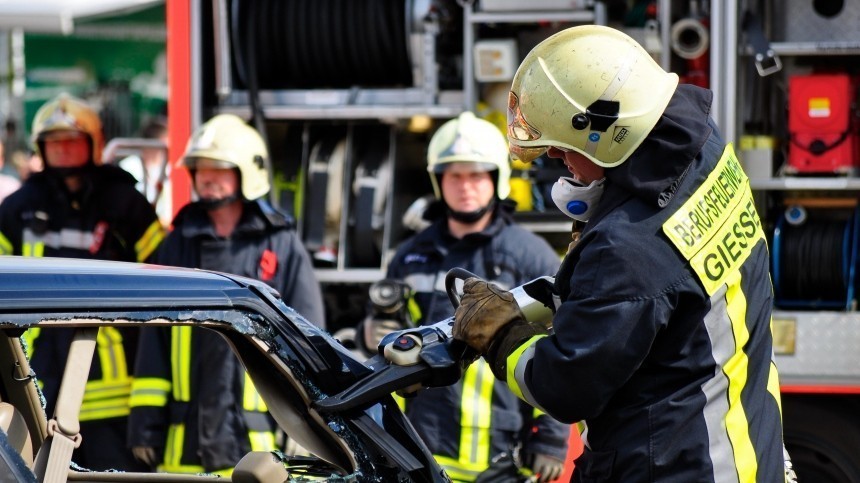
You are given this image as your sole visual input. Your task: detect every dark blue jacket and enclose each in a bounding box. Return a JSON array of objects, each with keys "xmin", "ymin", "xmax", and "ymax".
[{"xmin": 387, "ymin": 203, "xmax": 570, "ymax": 481}]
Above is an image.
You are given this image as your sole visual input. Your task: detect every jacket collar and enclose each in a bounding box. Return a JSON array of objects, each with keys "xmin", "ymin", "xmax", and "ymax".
[
  {"xmin": 603, "ymin": 84, "xmax": 713, "ymax": 209},
  {"xmin": 175, "ymin": 200, "xmax": 277, "ymax": 238}
]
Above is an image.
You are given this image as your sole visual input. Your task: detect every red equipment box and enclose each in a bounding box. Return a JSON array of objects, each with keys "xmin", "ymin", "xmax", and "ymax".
[{"xmin": 788, "ymin": 74, "xmax": 859, "ymax": 175}]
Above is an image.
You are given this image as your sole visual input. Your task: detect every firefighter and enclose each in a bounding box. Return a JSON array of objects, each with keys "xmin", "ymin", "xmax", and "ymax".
[
  {"xmin": 127, "ymin": 113, "xmax": 325, "ymax": 474},
  {"xmin": 0, "ymin": 93, "xmax": 165, "ymax": 471},
  {"xmin": 453, "ymin": 25, "xmax": 795, "ymax": 481},
  {"xmin": 360, "ymin": 112, "xmax": 569, "ymax": 482}
]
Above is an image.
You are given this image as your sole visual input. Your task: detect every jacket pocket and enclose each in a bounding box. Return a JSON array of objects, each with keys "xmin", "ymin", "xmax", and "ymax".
[{"xmin": 575, "ymin": 449, "xmax": 615, "ymax": 482}]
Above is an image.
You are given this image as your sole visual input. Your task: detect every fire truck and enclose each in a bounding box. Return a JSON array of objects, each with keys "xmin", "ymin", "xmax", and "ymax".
[{"xmin": 163, "ymin": 1, "xmax": 860, "ymax": 480}]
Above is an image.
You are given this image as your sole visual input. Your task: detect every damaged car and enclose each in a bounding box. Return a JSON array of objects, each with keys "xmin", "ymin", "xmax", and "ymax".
[{"xmin": 0, "ymin": 256, "xmax": 473, "ymax": 482}]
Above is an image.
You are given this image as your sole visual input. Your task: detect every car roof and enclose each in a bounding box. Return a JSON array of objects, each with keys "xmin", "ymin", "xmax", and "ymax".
[{"xmin": 0, "ymin": 256, "xmax": 257, "ymax": 311}]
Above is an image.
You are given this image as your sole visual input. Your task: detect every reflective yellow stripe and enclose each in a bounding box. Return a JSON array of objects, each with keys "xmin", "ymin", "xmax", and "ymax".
[
  {"xmin": 506, "ymin": 335, "xmax": 544, "ymax": 400},
  {"xmin": 130, "ymin": 377, "xmax": 171, "ymax": 407},
  {"xmin": 23, "ymin": 242, "xmax": 44, "ymax": 257},
  {"xmin": 248, "ymin": 431, "xmax": 276, "ymax": 452},
  {"xmin": 392, "ymin": 393, "xmax": 406, "ymax": 412},
  {"xmin": 160, "ymin": 423, "xmax": 237, "ymax": 475},
  {"xmin": 662, "ymin": 145, "xmax": 764, "ymax": 295},
  {"xmin": 80, "ymin": 396, "xmax": 130, "ymax": 420},
  {"xmin": 136, "ymin": 221, "xmax": 166, "ymax": 262},
  {"xmin": 158, "ymin": 462, "xmax": 206, "ymax": 474},
  {"xmin": 0, "ymin": 231, "xmax": 12, "ymax": 254},
  {"xmin": 171, "ymin": 326, "xmax": 192, "ymax": 401},
  {"xmin": 459, "ymin": 360, "xmax": 494, "ymax": 472},
  {"xmin": 162, "ymin": 423, "xmax": 193, "ymax": 472},
  {"xmin": 435, "ymin": 455, "xmax": 485, "ymax": 481},
  {"xmin": 77, "ymin": 327, "xmax": 133, "ymax": 421},
  {"xmin": 723, "ymin": 270, "xmax": 758, "ymax": 482},
  {"xmin": 21, "ymin": 328, "xmax": 40, "ymax": 359},
  {"xmin": 83, "ymin": 380, "xmax": 133, "ymax": 401},
  {"xmin": 767, "ymin": 361, "xmax": 782, "ymax": 416},
  {"xmin": 243, "ymin": 373, "xmax": 268, "ymax": 412},
  {"xmin": 407, "ymin": 296, "xmax": 422, "ymax": 324},
  {"xmin": 96, "ymin": 327, "xmax": 128, "ymax": 381}
]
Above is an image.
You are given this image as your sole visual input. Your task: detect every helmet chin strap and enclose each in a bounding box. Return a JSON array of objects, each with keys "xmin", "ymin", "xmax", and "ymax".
[
  {"xmin": 446, "ymin": 198, "xmax": 496, "ymax": 224},
  {"xmin": 198, "ymin": 194, "xmax": 241, "ymax": 210}
]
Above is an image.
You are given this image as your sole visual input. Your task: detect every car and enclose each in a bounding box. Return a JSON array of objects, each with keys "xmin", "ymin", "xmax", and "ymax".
[{"xmin": 0, "ymin": 256, "xmax": 453, "ymax": 482}]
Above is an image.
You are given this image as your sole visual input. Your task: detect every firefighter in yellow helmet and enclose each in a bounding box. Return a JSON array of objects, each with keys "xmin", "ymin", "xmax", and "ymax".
[
  {"xmin": 452, "ymin": 25, "xmax": 795, "ymax": 482},
  {"xmin": 0, "ymin": 93, "xmax": 164, "ymax": 471},
  {"xmin": 128, "ymin": 114, "xmax": 324, "ymax": 474},
  {"xmin": 358, "ymin": 112, "xmax": 569, "ymax": 482}
]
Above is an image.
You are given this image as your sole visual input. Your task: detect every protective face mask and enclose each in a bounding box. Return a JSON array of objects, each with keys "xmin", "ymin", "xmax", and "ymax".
[{"xmin": 551, "ymin": 177, "xmax": 606, "ymax": 222}]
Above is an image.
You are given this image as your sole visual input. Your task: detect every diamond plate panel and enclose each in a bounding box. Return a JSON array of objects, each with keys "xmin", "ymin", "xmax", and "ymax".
[
  {"xmin": 775, "ymin": 0, "xmax": 860, "ymax": 42},
  {"xmin": 774, "ymin": 311, "xmax": 860, "ymax": 383}
]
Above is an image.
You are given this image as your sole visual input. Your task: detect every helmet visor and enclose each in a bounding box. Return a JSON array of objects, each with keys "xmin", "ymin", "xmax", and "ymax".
[{"xmin": 507, "ymin": 91, "xmax": 547, "ymax": 163}]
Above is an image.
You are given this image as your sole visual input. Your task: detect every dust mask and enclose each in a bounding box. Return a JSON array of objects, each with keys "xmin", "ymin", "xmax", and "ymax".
[{"xmin": 551, "ymin": 177, "xmax": 606, "ymax": 222}]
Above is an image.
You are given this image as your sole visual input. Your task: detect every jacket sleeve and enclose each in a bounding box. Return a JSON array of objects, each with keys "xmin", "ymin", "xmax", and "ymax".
[
  {"xmin": 127, "ymin": 192, "xmax": 166, "ymax": 263},
  {"xmin": 278, "ymin": 230, "xmax": 326, "ymax": 329},
  {"xmin": 128, "ymin": 327, "xmax": 172, "ymax": 449}
]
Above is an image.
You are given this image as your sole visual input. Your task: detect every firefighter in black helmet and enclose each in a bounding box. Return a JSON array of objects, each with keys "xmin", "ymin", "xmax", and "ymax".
[{"xmin": 128, "ymin": 114, "xmax": 325, "ymax": 474}]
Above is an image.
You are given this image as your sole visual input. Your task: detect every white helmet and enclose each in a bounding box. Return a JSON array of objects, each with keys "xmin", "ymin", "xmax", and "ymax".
[
  {"xmin": 507, "ymin": 25, "xmax": 679, "ymax": 168},
  {"xmin": 182, "ymin": 114, "xmax": 269, "ymax": 200},
  {"xmin": 427, "ymin": 112, "xmax": 512, "ymax": 199}
]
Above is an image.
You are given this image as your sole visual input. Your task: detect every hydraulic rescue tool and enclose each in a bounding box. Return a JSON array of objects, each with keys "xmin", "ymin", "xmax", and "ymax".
[{"xmin": 314, "ymin": 268, "xmax": 557, "ymax": 413}]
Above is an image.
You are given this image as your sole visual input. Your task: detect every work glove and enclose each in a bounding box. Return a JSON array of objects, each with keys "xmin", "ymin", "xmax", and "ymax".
[
  {"xmin": 362, "ymin": 317, "xmax": 404, "ymax": 354},
  {"xmin": 454, "ymin": 277, "xmax": 552, "ymax": 380},
  {"xmin": 453, "ymin": 277, "xmax": 525, "ymax": 355},
  {"xmin": 527, "ymin": 452, "xmax": 564, "ymax": 483},
  {"xmin": 131, "ymin": 446, "xmax": 160, "ymax": 468}
]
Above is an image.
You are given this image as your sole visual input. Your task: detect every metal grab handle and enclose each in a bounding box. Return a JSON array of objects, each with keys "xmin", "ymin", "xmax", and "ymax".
[{"xmin": 444, "ymin": 268, "xmax": 480, "ymax": 309}]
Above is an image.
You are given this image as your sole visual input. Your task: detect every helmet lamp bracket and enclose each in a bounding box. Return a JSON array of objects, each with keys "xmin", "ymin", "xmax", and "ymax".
[{"xmin": 585, "ymin": 100, "xmax": 620, "ymax": 132}]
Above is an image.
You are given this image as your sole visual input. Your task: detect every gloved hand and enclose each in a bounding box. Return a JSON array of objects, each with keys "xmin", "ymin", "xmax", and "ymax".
[
  {"xmin": 453, "ymin": 277, "xmax": 525, "ymax": 354},
  {"xmin": 362, "ymin": 317, "xmax": 404, "ymax": 353},
  {"xmin": 131, "ymin": 446, "xmax": 160, "ymax": 467},
  {"xmin": 528, "ymin": 452, "xmax": 565, "ymax": 483}
]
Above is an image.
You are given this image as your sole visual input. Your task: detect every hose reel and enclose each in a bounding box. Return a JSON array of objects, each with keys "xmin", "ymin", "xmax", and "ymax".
[
  {"xmin": 230, "ymin": 0, "xmax": 441, "ymax": 90},
  {"xmin": 772, "ymin": 204, "xmax": 860, "ymax": 310}
]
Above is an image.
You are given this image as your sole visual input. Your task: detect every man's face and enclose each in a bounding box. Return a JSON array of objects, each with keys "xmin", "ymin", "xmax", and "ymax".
[
  {"xmin": 193, "ymin": 159, "xmax": 240, "ymax": 201},
  {"xmin": 41, "ymin": 130, "xmax": 90, "ymax": 169},
  {"xmin": 547, "ymin": 146, "xmax": 605, "ymax": 183},
  {"xmin": 440, "ymin": 162, "xmax": 495, "ymax": 213}
]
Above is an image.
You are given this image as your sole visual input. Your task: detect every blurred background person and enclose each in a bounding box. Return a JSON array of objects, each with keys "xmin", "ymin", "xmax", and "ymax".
[
  {"xmin": 129, "ymin": 114, "xmax": 325, "ymax": 475},
  {"xmin": 0, "ymin": 93, "xmax": 164, "ymax": 472}
]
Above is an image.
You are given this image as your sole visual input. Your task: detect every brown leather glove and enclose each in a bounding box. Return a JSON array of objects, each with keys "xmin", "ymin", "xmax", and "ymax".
[{"xmin": 453, "ymin": 277, "xmax": 525, "ymax": 354}]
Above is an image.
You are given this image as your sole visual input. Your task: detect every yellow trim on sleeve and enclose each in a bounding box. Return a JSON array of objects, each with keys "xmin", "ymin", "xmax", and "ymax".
[{"xmin": 506, "ymin": 334, "xmax": 546, "ymax": 400}]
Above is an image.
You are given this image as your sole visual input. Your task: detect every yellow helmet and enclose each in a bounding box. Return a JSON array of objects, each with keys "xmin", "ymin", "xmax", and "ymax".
[
  {"xmin": 31, "ymin": 93, "xmax": 104, "ymax": 165},
  {"xmin": 507, "ymin": 25, "xmax": 679, "ymax": 168},
  {"xmin": 427, "ymin": 112, "xmax": 512, "ymax": 199},
  {"xmin": 182, "ymin": 114, "xmax": 270, "ymax": 200}
]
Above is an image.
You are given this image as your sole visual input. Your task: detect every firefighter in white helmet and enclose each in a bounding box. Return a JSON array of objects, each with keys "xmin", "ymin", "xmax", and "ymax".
[
  {"xmin": 452, "ymin": 25, "xmax": 795, "ymax": 482},
  {"xmin": 0, "ymin": 93, "xmax": 165, "ymax": 471},
  {"xmin": 360, "ymin": 111, "xmax": 569, "ymax": 482},
  {"xmin": 128, "ymin": 114, "xmax": 325, "ymax": 474}
]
